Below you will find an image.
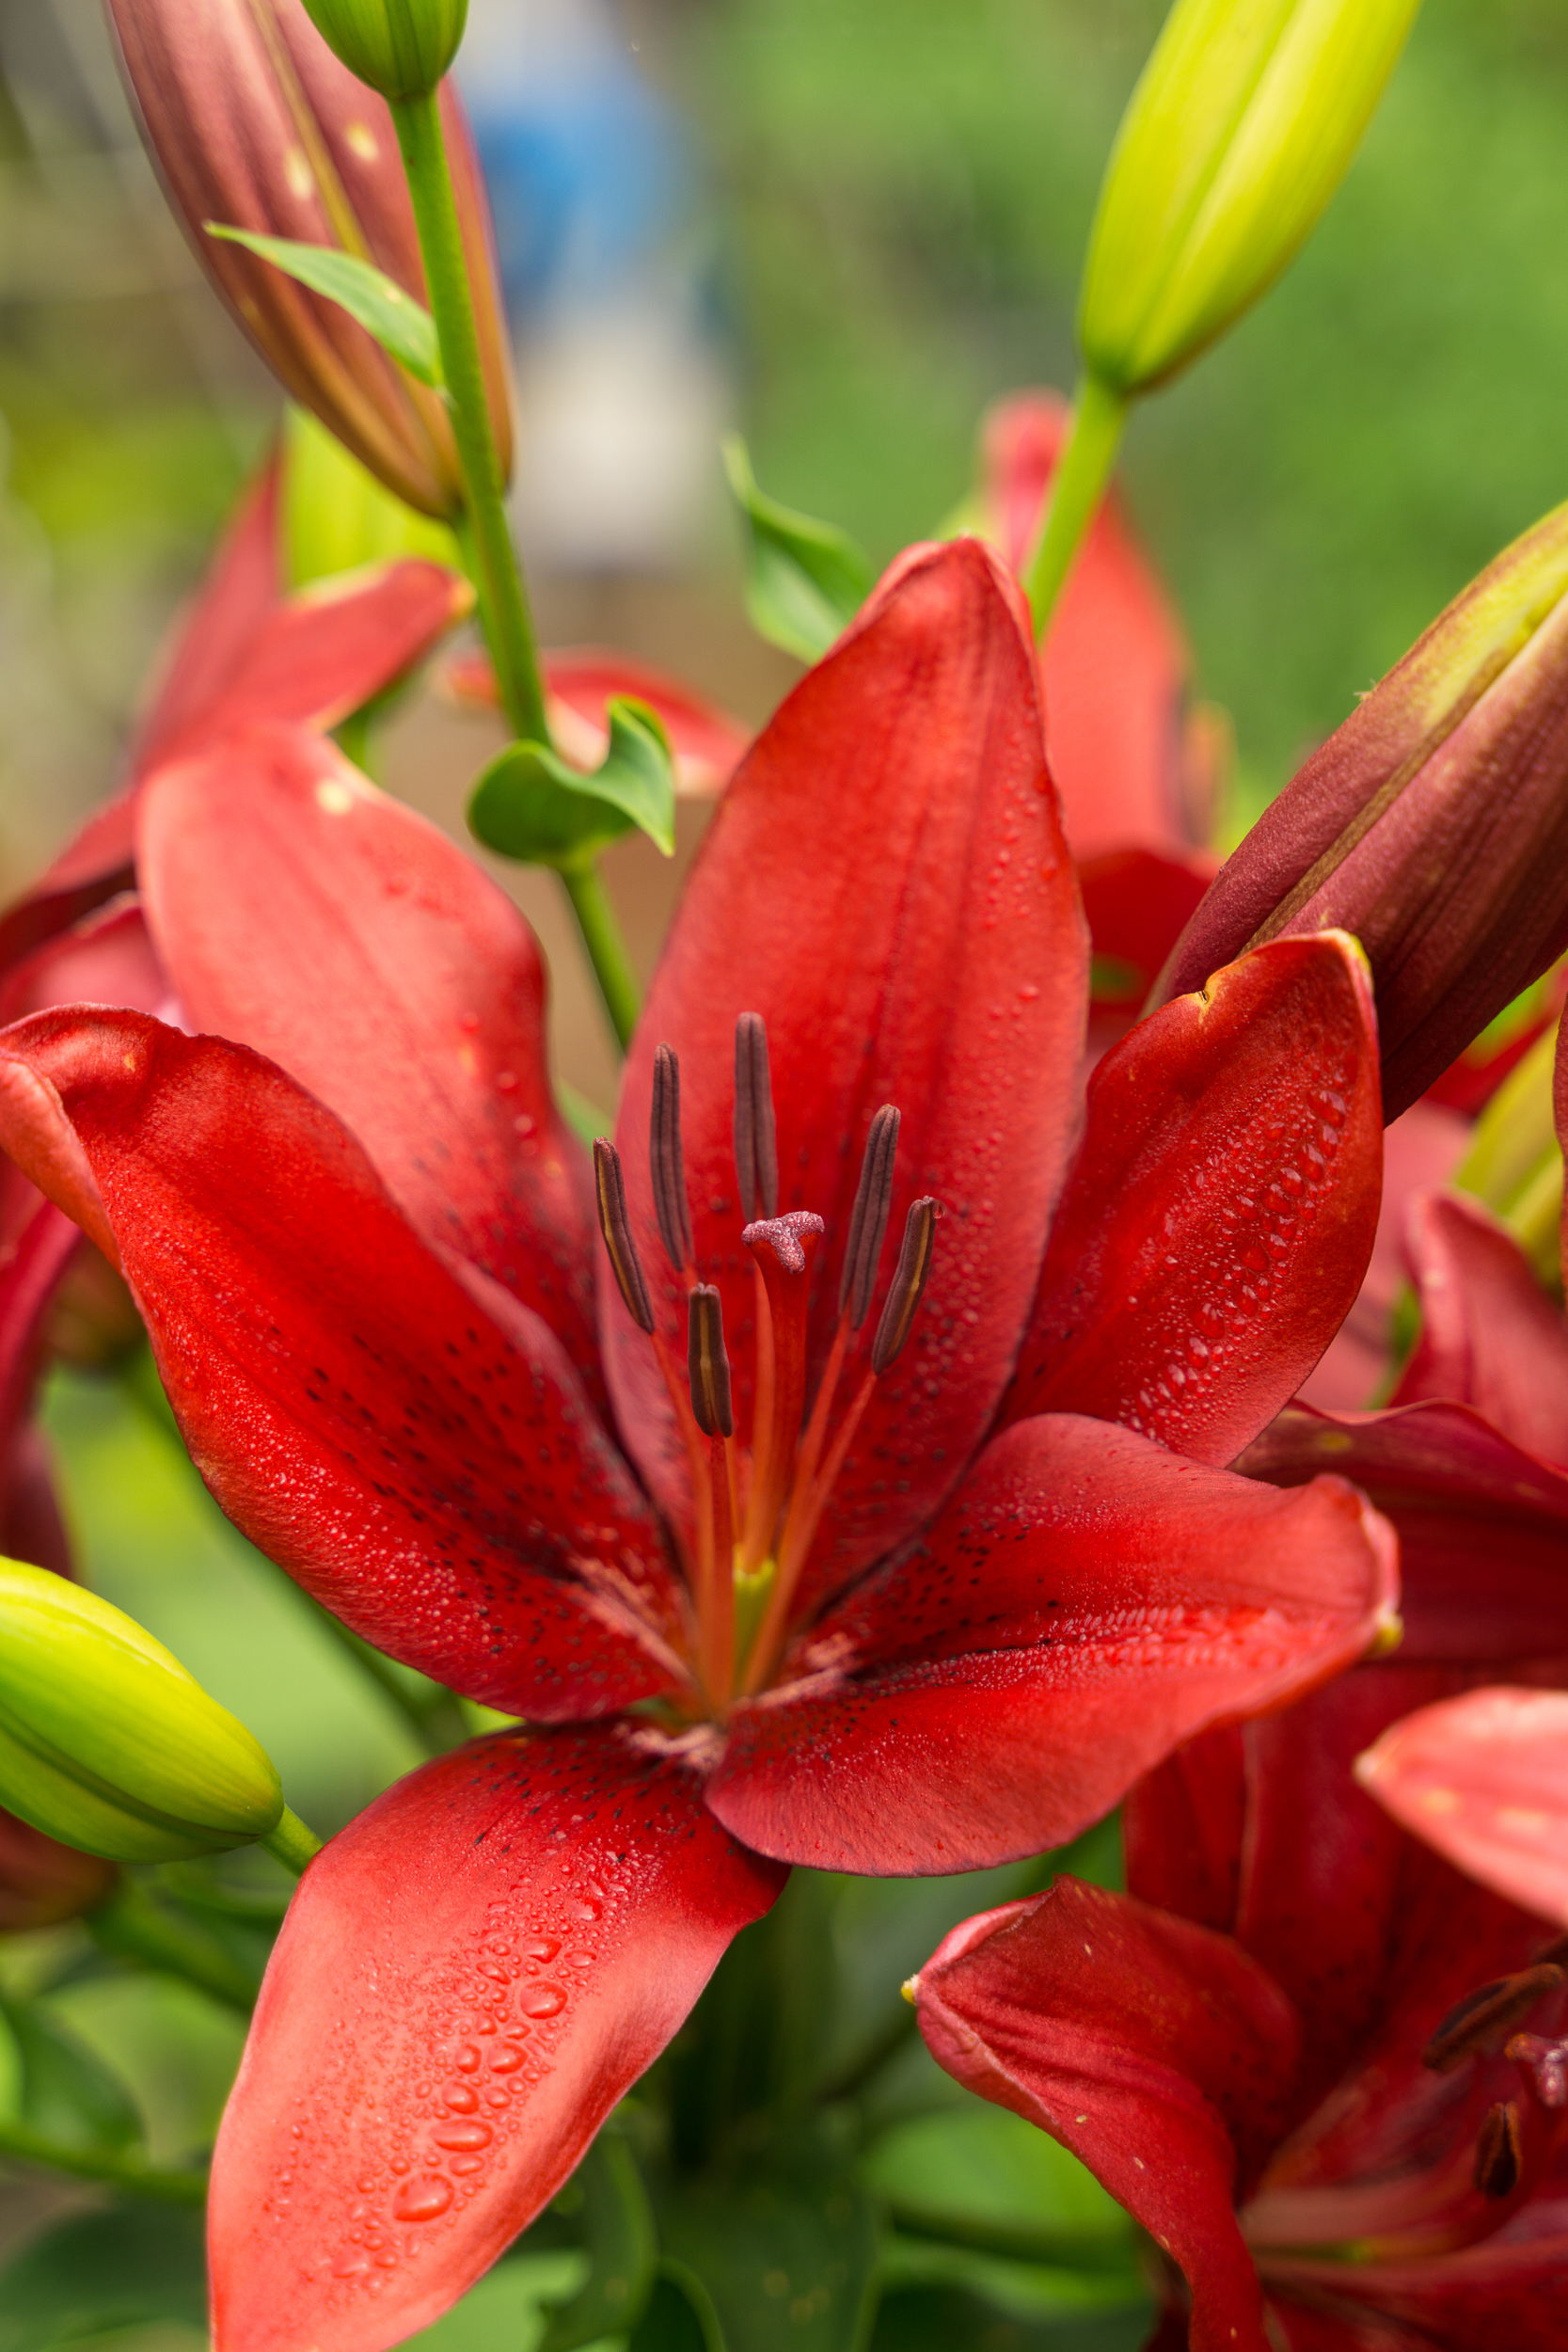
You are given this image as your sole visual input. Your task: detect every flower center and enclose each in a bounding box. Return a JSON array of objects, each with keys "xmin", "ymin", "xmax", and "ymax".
[{"xmin": 594, "ymin": 1014, "xmax": 939, "ymax": 1714}]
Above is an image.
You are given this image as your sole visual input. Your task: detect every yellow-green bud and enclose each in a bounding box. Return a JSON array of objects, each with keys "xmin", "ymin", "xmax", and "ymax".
[
  {"xmin": 299, "ymin": 0, "xmax": 467, "ymax": 102},
  {"xmin": 0, "ymin": 1563, "xmax": 283, "ymax": 1864},
  {"xmin": 1080, "ymin": 0, "xmax": 1420, "ymax": 395}
]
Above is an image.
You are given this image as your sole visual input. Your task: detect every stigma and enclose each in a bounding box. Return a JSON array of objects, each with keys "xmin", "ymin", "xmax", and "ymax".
[{"xmin": 594, "ymin": 1014, "xmax": 939, "ymax": 1711}]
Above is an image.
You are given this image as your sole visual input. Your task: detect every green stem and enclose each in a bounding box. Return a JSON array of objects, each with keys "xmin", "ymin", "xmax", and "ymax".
[
  {"xmin": 562, "ymin": 863, "xmax": 641, "ymax": 1052},
  {"xmin": 388, "ymin": 89, "xmax": 546, "ymax": 742},
  {"xmin": 0, "ymin": 2119, "xmax": 207, "ymax": 2203},
  {"xmin": 87, "ymin": 1880, "xmax": 258, "ymax": 2015},
  {"xmin": 1024, "ymin": 371, "xmax": 1129, "ymax": 640},
  {"xmin": 261, "ymin": 1806, "xmax": 323, "ymax": 1876},
  {"xmin": 388, "ymin": 88, "xmax": 641, "ymax": 1051}
]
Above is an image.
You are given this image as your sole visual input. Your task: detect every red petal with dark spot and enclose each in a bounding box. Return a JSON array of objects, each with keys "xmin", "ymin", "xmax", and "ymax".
[
  {"xmin": 912, "ymin": 1876, "xmax": 1294, "ymax": 2352},
  {"xmin": 705, "ymin": 1413, "xmax": 1398, "ymax": 1873},
  {"xmin": 210, "ymin": 1724, "xmax": 784, "ymax": 2352},
  {"xmin": 138, "ymin": 724, "xmax": 600, "ymax": 1383},
  {"xmin": 610, "ymin": 538, "xmax": 1087, "ymax": 1602},
  {"xmin": 0, "ymin": 1009, "xmax": 683, "ymax": 1716},
  {"xmin": 1007, "ymin": 933, "xmax": 1382, "ymax": 1467}
]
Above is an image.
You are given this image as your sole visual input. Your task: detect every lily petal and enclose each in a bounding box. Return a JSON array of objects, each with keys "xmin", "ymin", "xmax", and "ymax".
[
  {"xmin": 210, "ymin": 1724, "xmax": 784, "ymax": 2352},
  {"xmin": 1007, "ymin": 934, "xmax": 1382, "ymax": 1466},
  {"xmin": 610, "ymin": 537, "xmax": 1088, "ymax": 1594},
  {"xmin": 911, "ymin": 1875, "xmax": 1295, "ymax": 2352},
  {"xmin": 1357, "ymin": 1685, "xmax": 1568, "ymax": 1927},
  {"xmin": 705, "ymin": 1413, "xmax": 1398, "ymax": 1873},
  {"xmin": 131, "ymin": 451, "xmax": 282, "ymax": 777},
  {"xmin": 0, "ymin": 1009, "xmax": 682, "ymax": 1715},
  {"xmin": 1239, "ymin": 1402, "xmax": 1568, "ymax": 1663},
  {"xmin": 140, "ymin": 561, "xmax": 471, "ymax": 771},
  {"xmin": 1391, "ymin": 1190, "xmax": 1568, "ymax": 1464},
  {"xmin": 138, "ymin": 724, "xmax": 599, "ymax": 1380}
]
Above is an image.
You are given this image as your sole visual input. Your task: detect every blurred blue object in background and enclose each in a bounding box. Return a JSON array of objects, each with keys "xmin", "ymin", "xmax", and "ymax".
[{"xmin": 458, "ymin": 0, "xmax": 731, "ymax": 572}]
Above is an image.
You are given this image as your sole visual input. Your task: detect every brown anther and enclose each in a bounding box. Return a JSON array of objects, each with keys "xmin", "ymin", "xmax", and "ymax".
[
  {"xmin": 688, "ymin": 1285, "xmax": 734, "ymax": 1438},
  {"xmin": 1534, "ymin": 1932, "xmax": 1568, "ymax": 1969},
  {"xmin": 871, "ymin": 1197, "xmax": 940, "ymax": 1375},
  {"xmin": 733, "ymin": 1011, "xmax": 779, "ymax": 1223},
  {"xmin": 1473, "ymin": 2100, "xmax": 1524, "ymax": 2200},
  {"xmin": 839, "ymin": 1105, "xmax": 899, "ymax": 1327},
  {"xmin": 1423, "ymin": 1963, "xmax": 1566, "ymax": 2073},
  {"xmin": 593, "ymin": 1139, "xmax": 653, "ymax": 1334},
  {"xmin": 650, "ymin": 1043, "xmax": 694, "ymax": 1272}
]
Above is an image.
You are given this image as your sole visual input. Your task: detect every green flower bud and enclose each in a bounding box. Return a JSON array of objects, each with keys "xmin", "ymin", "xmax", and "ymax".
[
  {"xmin": 299, "ymin": 0, "xmax": 467, "ymax": 102},
  {"xmin": 1081, "ymin": 0, "xmax": 1420, "ymax": 395},
  {"xmin": 0, "ymin": 1563, "xmax": 283, "ymax": 1864}
]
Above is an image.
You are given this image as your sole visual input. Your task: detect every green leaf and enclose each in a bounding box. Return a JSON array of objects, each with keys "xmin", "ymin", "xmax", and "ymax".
[
  {"xmin": 0, "ymin": 1994, "xmax": 143, "ymax": 2152},
  {"xmin": 722, "ymin": 437, "xmax": 873, "ymax": 664},
  {"xmin": 204, "ymin": 227, "xmax": 442, "ymax": 387},
  {"xmin": 869, "ymin": 2279, "xmax": 1151, "ymax": 2352},
  {"xmin": 653, "ymin": 2157, "xmax": 879, "ymax": 2352},
  {"xmin": 468, "ymin": 697, "xmax": 677, "ymax": 866},
  {"xmin": 539, "ymin": 2132, "xmax": 657, "ymax": 2352},
  {"xmin": 632, "ymin": 2267, "xmax": 726, "ymax": 2352},
  {"xmin": 0, "ymin": 2205, "xmax": 206, "ymax": 2352},
  {"xmin": 860, "ymin": 2106, "xmax": 1137, "ymax": 2271}
]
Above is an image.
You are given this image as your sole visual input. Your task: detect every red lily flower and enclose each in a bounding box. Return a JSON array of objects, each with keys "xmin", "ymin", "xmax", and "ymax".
[
  {"xmin": 911, "ymin": 1634, "xmax": 1568, "ymax": 2348},
  {"xmin": 0, "ymin": 540, "xmax": 1395, "ymax": 2350}
]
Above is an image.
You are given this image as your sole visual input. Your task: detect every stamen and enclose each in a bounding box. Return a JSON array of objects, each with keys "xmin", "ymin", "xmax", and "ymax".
[
  {"xmin": 593, "ymin": 1139, "xmax": 653, "ymax": 1332},
  {"xmin": 734, "ymin": 1011, "xmax": 779, "ymax": 1222},
  {"xmin": 1423, "ymin": 1963, "xmax": 1565, "ymax": 2072},
  {"xmin": 1473, "ymin": 2100, "xmax": 1523, "ymax": 2199},
  {"xmin": 688, "ymin": 1285, "xmax": 734, "ymax": 1438},
  {"xmin": 650, "ymin": 1043, "xmax": 694, "ymax": 1272},
  {"xmin": 840, "ymin": 1105, "xmax": 899, "ymax": 1327},
  {"xmin": 871, "ymin": 1197, "xmax": 941, "ymax": 1375}
]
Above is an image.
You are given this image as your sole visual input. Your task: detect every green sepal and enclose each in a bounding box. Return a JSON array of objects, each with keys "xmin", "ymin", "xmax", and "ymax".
[
  {"xmin": 205, "ymin": 226, "xmax": 443, "ymax": 387},
  {"xmin": 468, "ymin": 697, "xmax": 676, "ymax": 867},
  {"xmin": 538, "ymin": 2131, "xmax": 658, "ymax": 2352},
  {"xmin": 722, "ymin": 436, "xmax": 873, "ymax": 665}
]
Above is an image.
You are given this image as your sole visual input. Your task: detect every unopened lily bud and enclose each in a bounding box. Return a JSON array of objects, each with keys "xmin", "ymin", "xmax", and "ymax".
[
  {"xmin": 1153, "ymin": 501, "xmax": 1568, "ymax": 1120},
  {"xmin": 1081, "ymin": 0, "xmax": 1419, "ymax": 395},
  {"xmin": 300, "ymin": 0, "xmax": 466, "ymax": 100},
  {"xmin": 106, "ymin": 0, "xmax": 511, "ymax": 516},
  {"xmin": 0, "ymin": 1562, "xmax": 283, "ymax": 1863}
]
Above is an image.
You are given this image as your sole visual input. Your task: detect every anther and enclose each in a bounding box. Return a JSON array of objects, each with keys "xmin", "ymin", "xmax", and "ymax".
[
  {"xmin": 871, "ymin": 1197, "xmax": 941, "ymax": 1375},
  {"xmin": 1423, "ymin": 1963, "xmax": 1565, "ymax": 2073},
  {"xmin": 688, "ymin": 1286, "xmax": 734, "ymax": 1438},
  {"xmin": 1473, "ymin": 2100, "xmax": 1523, "ymax": 2200},
  {"xmin": 593, "ymin": 1139, "xmax": 653, "ymax": 1333},
  {"xmin": 650, "ymin": 1044, "xmax": 694, "ymax": 1272},
  {"xmin": 839, "ymin": 1105, "xmax": 899, "ymax": 1327},
  {"xmin": 733, "ymin": 1012, "xmax": 779, "ymax": 1223}
]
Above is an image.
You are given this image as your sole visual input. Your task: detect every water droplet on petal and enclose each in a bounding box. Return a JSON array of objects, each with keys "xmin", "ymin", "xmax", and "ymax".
[
  {"xmin": 394, "ymin": 2177, "xmax": 453, "ymax": 2224},
  {"xmin": 519, "ymin": 1982, "xmax": 566, "ymax": 2018},
  {"xmin": 333, "ymin": 2251, "xmax": 372, "ymax": 2279},
  {"xmin": 433, "ymin": 2122, "xmax": 493, "ymax": 2152},
  {"xmin": 443, "ymin": 2083, "xmax": 481, "ymax": 2113},
  {"xmin": 454, "ymin": 2045, "xmax": 482, "ymax": 2074}
]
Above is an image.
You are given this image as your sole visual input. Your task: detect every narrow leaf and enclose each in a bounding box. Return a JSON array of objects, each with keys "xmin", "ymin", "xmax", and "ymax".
[
  {"xmin": 539, "ymin": 2133, "xmax": 658, "ymax": 2352},
  {"xmin": 205, "ymin": 225, "xmax": 442, "ymax": 387},
  {"xmin": 0, "ymin": 1993, "xmax": 143, "ymax": 2152},
  {"xmin": 722, "ymin": 436, "xmax": 873, "ymax": 664},
  {"xmin": 469, "ymin": 696, "xmax": 677, "ymax": 866}
]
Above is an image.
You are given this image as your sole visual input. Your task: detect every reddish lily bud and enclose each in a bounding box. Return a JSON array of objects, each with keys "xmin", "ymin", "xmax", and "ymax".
[
  {"xmin": 1154, "ymin": 501, "xmax": 1568, "ymax": 1120},
  {"xmin": 106, "ymin": 0, "xmax": 511, "ymax": 517}
]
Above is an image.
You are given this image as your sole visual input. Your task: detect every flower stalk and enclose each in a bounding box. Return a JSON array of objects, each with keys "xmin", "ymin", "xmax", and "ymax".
[
  {"xmin": 388, "ymin": 86, "xmax": 640, "ymax": 1046},
  {"xmin": 1024, "ymin": 373, "xmax": 1129, "ymax": 640}
]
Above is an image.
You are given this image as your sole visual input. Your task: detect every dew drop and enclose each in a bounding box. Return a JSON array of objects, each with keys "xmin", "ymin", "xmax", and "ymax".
[
  {"xmin": 394, "ymin": 2177, "xmax": 453, "ymax": 2224},
  {"xmin": 572, "ymin": 1898, "xmax": 602, "ymax": 1923},
  {"xmin": 333, "ymin": 2251, "xmax": 372, "ymax": 2279},
  {"xmin": 454, "ymin": 2045, "xmax": 482, "ymax": 2074},
  {"xmin": 522, "ymin": 1935, "xmax": 562, "ymax": 1963},
  {"xmin": 490, "ymin": 2042, "xmax": 526, "ymax": 2074},
  {"xmin": 518, "ymin": 1982, "xmax": 567, "ymax": 2018},
  {"xmin": 442, "ymin": 2083, "xmax": 482, "ymax": 2113},
  {"xmin": 450, "ymin": 2155, "xmax": 486, "ymax": 2176},
  {"xmin": 433, "ymin": 2122, "xmax": 493, "ymax": 2152}
]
